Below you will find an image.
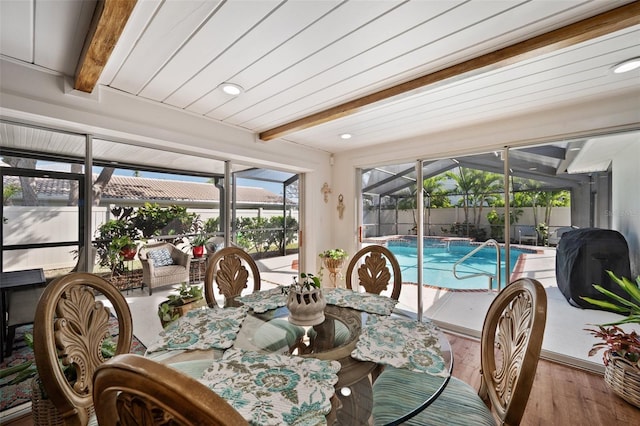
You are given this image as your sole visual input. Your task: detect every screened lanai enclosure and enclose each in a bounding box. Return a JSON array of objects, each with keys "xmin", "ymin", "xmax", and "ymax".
[
  {"xmin": 359, "ymin": 132, "xmax": 637, "ymax": 293},
  {"xmin": 1, "ymin": 120, "xmax": 299, "ymax": 282},
  {"xmin": 362, "ymin": 139, "xmax": 624, "ymax": 241}
]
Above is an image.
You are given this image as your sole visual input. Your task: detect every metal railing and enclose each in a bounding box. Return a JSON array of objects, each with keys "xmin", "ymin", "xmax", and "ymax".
[{"xmin": 452, "ymin": 239, "xmax": 502, "ymax": 291}]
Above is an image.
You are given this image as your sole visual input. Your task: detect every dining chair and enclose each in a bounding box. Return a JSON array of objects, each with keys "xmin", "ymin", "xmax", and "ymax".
[
  {"xmin": 32, "ymin": 272, "xmax": 133, "ymax": 426},
  {"xmin": 93, "ymin": 353, "xmax": 248, "ymax": 426},
  {"xmin": 345, "ymin": 245, "xmax": 402, "ymax": 300},
  {"xmin": 205, "ymin": 247, "xmax": 304, "ymax": 351},
  {"xmin": 204, "ymin": 246, "xmax": 261, "ymax": 307},
  {"xmin": 371, "ymin": 277, "xmax": 547, "ymax": 426}
]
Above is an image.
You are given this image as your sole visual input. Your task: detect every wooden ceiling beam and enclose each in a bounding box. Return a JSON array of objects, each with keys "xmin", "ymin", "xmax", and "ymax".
[
  {"xmin": 259, "ymin": 1, "xmax": 640, "ymax": 141},
  {"xmin": 74, "ymin": 0, "xmax": 137, "ymax": 93}
]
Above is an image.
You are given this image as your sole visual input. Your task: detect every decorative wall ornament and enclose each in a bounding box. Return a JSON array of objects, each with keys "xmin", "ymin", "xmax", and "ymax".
[
  {"xmin": 321, "ymin": 182, "xmax": 332, "ymax": 203},
  {"xmin": 337, "ymin": 194, "xmax": 345, "ymax": 219}
]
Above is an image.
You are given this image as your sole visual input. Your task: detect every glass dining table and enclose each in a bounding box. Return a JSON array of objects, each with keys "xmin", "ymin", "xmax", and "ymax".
[{"xmin": 145, "ymin": 288, "xmax": 453, "ymax": 425}]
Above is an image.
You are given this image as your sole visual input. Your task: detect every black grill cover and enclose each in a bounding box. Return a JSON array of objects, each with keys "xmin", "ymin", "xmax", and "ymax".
[{"xmin": 556, "ymin": 228, "xmax": 631, "ymax": 309}]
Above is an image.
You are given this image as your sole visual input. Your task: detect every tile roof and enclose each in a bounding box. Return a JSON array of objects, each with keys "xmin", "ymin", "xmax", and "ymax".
[{"xmin": 4, "ymin": 175, "xmax": 285, "ymax": 204}]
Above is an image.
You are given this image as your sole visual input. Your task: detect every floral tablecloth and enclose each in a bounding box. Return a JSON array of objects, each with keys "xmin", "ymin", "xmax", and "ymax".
[
  {"xmin": 237, "ymin": 287, "xmax": 287, "ymax": 313},
  {"xmin": 324, "ymin": 287, "xmax": 398, "ymax": 316},
  {"xmin": 146, "ymin": 307, "xmax": 248, "ymax": 353},
  {"xmin": 238, "ymin": 287, "xmax": 398, "ymax": 316},
  {"xmin": 351, "ymin": 315, "xmax": 449, "ymax": 377},
  {"xmin": 199, "ymin": 348, "xmax": 341, "ymax": 426}
]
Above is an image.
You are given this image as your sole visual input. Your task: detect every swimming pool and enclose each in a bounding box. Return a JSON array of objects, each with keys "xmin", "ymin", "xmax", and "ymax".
[{"xmin": 386, "ymin": 237, "xmax": 535, "ymax": 290}]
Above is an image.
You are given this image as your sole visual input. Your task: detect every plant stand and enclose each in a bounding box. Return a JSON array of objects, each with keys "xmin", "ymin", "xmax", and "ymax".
[{"xmin": 323, "ymin": 258, "xmax": 345, "ymax": 288}]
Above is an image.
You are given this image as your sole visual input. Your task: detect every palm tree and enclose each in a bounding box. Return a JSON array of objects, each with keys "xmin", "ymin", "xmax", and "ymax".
[
  {"xmin": 397, "ymin": 175, "xmax": 447, "ymax": 234},
  {"xmin": 467, "ymin": 170, "xmax": 503, "ymax": 229},
  {"xmin": 446, "ymin": 168, "xmax": 502, "ymax": 235}
]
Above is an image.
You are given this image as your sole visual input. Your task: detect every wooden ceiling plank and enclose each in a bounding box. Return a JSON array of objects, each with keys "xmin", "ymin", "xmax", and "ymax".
[
  {"xmin": 259, "ymin": 1, "xmax": 640, "ymax": 141},
  {"xmin": 74, "ymin": 0, "xmax": 137, "ymax": 93}
]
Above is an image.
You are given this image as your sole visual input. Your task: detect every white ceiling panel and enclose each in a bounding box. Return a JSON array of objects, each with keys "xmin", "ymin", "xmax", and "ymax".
[
  {"xmin": 109, "ymin": 0, "xmax": 221, "ymax": 94},
  {"xmin": 34, "ymin": 0, "xmax": 96, "ymax": 75},
  {"xmin": 0, "ymin": 0, "xmax": 33, "ymax": 63},
  {"xmin": 137, "ymin": 0, "xmax": 282, "ymax": 102},
  {"xmin": 162, "ymin": 0, "xmax": 342, "ymax": 109},
  {"xmin": 195, "ymin": 0, "xmax": 406, "ymax": 117}
]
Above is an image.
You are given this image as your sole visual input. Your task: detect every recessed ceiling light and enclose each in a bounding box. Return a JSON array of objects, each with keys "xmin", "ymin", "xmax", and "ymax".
[
  {"xmin": 219, "ymin": 82, "xmax": 244, "ymax": 96},
  {"xmin": 340, "ymin": 133, "xmax": 352, "ymax": 140},
  {"xmin": 612, "ymin": 57, "xmax": 640, "ymax": 74}
]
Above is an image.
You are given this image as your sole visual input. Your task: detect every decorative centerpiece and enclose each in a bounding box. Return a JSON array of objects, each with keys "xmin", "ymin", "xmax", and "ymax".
[
  {"xmin": 582, "ymin": 270, "xmax": 640, "ymax": 408},
  {"xmin": 319, "ymin": 248, "xmax": 348, "ymax": 288},
  {"xmin": 283, "ymin": 273, "xmax": 326, "ymax": 326},
  {"xmin": 157, "ymin": 282, "xmax": 206, "ymax": 328}
]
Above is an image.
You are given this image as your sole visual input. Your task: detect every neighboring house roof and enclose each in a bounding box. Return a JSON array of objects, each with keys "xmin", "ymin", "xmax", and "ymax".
[{"xmin": 4, "ymin": 175, "xmax": 286, "ymax": 205}]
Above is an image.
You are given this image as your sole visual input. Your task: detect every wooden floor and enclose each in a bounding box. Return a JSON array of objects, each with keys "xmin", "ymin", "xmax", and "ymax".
[
  {"xmin": 5, "ymin": 333, "xmax": 639, "ymax": 425},
  {"xmin": 446, "ymin": 333, "xmax": 639, "ymax": 426}
]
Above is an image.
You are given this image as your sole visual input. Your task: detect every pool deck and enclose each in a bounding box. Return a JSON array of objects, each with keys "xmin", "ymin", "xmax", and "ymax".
[{"xmin": 395, "ymin": 246, "xmax": 629, "ymax": 373}]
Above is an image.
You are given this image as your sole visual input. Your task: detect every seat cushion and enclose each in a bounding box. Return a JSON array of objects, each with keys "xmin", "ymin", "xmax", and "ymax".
[
  {"xmin": 148, "ymin": 248, "xmax": 174, "ymax": 267},
  {"xmin": 153, "ymin": 264, "xmax": 187, "ymax": 278},
  {"xmin": 372, "ymin": 367, "xmax": 496, "ymax": 426}
]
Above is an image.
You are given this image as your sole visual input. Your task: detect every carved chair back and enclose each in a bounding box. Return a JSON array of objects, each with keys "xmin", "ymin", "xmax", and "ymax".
[
  {"xmin": 93, "ymin": 353, "xmax": 248, "ymax": 426},
  {"xmin": 33, "ymin": 272, "xmax": 133, "ymax": 426},
  {"xmin": 204, "ymin": 247, "xmax": 261, "ymax": 307},
  {"xmin": 479, "ymin": 277, "xmax": 547, "ymax": 425},
  {"xmin": 345, "ymin": 245, "xmax": 402, "ymax": 300}
]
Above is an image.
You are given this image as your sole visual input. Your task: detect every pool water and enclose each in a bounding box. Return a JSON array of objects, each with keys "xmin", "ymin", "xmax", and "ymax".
[{"xmin": 387, "ymin": 239, "xmax": 534, "ymax": 290}]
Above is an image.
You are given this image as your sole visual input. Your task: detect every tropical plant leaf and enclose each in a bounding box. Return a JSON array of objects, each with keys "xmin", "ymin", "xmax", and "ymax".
[
  {"xmin": 606, "ymin": 270, "xmax": 640, "ymax": 303},
  {"xmin": 580, "ymin": 296, "xmax": 629, "ymax": 314},
  {"xmin": 590, "ymin": 285, "xmax": 640, "ymax": 311},
  {"xmin": 0, "ymin": 361, "xmax": 33, "ymax": 379}
]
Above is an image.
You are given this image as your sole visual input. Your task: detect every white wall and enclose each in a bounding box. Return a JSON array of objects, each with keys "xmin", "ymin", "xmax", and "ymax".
[
  {"xmin": 611, "ymin": 142, "xmax": 640, "ymax": 276},
  {"xmin": 2, "ymin": 206, "xmax": 301, "ymax": 271}
]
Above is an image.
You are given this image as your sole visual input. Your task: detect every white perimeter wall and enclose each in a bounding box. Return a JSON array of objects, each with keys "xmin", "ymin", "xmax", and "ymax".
[
  {"xmin": 365, "ymin": 207, "xmax": 571, "ymax": 237},
  {"xmin": 3, "ymin": 206, "xmax": 300, "ymax": 272}
]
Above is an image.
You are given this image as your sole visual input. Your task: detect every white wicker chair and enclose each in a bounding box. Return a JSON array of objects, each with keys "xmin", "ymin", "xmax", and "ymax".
[{"xmin": 139, "ymin": 242, "xmax": 191, "ymax": 295}]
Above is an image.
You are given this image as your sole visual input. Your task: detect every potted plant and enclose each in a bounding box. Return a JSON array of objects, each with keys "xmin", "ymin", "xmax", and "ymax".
[
  {"xmin": 111, "ymin": 235, "xmax": 138, "ymax": 261},
  {"xmin": 157, "ymin": 282, "xmax": 206, "ymax": 327},
  {"xmin": 582, "ymin": 270, "xmax": 640, "ymax": 408},
  {"xmin": 189, "ymin": 233, "xmax": 209, "ymax": 258},
  {"xmin": 319, "ymin": 249, "xmax": 348, "ymax": 288},
  {"xmin": 282, "ymin": 273, "xmax": 326, "ymax": 326}
]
